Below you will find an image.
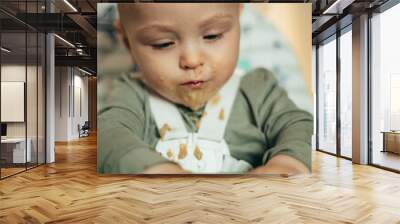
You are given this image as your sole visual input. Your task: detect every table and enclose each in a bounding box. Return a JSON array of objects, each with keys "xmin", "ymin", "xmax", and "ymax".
[
  {"xmin": 381, "ymin": 131, "xmax": 400, "ymax": 154},
  {"xmin": 1, "ymin": 138, "xmax": 32, "ymax": 163}
]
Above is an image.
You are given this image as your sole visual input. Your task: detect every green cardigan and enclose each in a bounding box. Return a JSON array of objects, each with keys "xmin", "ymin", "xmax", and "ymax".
[{"xmin": 97, "ymin": 68, "xmax": 313, "ymax": 173}]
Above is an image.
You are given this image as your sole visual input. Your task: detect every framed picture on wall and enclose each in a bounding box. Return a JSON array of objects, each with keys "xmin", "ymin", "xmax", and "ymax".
[{"xmin": 1, "ymin": 81, "xmax": 25, "ymax": 122}]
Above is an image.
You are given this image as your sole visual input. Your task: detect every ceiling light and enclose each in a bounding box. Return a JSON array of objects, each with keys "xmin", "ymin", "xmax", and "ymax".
[
  {"xmin": 1, "ymin": 47, "xmax": 11, "ymax": 53},
  {"xmin": 54, "ymin": 34, "xmax": 75, "ymax": 48},
  {"xmin": 78, "ymin": 67, "xmax": 93, "ymax": 76},
  {"xmin": 63, "ymin": 0, "xmax": 78, "ymax": 12},
  {"xmin": 322, "ymin": 0, "xmax": 352, "ymax": 15}
]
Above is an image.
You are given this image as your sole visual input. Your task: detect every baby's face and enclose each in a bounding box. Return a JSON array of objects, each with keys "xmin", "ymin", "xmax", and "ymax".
[{"xmin": 119, "ymin": 3, "xmax": 241, "ymax": 110}]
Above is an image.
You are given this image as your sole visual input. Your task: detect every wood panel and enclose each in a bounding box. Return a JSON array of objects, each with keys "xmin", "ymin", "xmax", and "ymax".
[
  {"xmin": 0, "ymin": 135, "xmax": 400, "ymax": 223},
  {"xmin": 88, "ymin": 77, "xmax": 97, "ymax": 131},
  {"xmin": 384, "ymin": 132, "xmax": 400, "ymax": 154}
]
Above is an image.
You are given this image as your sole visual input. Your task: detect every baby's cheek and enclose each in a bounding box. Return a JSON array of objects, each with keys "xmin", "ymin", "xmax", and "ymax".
[
  {"xmin": 194, "ymin": 66, "xmax": 204, "ymax": 77},
  {"xmin": 212, "ymin": 64, "xmax": 229, "ymax": 82},
  {"xmin": 158, "ymin": 75, "xmax": 165, "ymax": 82},
  {"xmin": 165, "ymin": 84, "xmax": 175, "ymax": 93},
  {"xmin": 146, "ymin": 73, "xmax": 167, "ymax": 87}
]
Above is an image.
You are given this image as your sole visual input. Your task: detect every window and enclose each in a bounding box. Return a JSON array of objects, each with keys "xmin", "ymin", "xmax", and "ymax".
[
  {"xmin": 371, "ymin": 2, "xmax": 400, "ymax": 171},
  {"xmin": 317, "ymin": 36, "xmax": 337, "ymax": 154},
  {"xmin": 339, "ymin": 29, "xmax": 352, "ymax": 158}
]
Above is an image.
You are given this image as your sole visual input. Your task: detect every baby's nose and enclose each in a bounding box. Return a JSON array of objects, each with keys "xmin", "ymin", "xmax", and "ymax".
[{"xmin": 179, "ymin": 45, "xmax": 204, "ymax": 70}]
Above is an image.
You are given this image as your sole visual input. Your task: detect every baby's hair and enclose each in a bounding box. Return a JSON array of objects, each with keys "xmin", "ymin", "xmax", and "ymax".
[
  {"xmin": 117, "ymin": 3, "xmax": 136, "ymax": 26},
  {"xmin": 117, "ymin": 3, "xmax": 242, "ymax": 24}
]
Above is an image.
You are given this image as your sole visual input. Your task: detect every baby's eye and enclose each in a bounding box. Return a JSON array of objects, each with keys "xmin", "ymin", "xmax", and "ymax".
[
  {"xmin": 152, "ymin": 42, "xmax": 174, "ymax": 49},
  {"xmin": 203, "ymin": 33, "xmax": 223, "ymax": 40}
]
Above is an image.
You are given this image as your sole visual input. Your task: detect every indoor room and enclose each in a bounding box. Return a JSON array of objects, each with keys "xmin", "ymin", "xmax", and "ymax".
[{"xmin": 0, "ymin": 0, "xmax": 399, "ymax": 223}]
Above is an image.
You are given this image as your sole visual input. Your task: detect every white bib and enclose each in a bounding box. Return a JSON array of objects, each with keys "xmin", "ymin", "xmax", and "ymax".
[{"xmin": 148, "ymin": 69, "xmax": 253, "ymax": 173}]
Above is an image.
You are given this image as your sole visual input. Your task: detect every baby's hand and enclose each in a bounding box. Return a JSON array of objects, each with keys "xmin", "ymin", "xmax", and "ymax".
[
  {"xmin": 248, "ymin": 154, "xmax": 310, "ymax": 175},
  {"xmin": 143, "ymin": 163, "xmax": 190, "ymax": 174}
]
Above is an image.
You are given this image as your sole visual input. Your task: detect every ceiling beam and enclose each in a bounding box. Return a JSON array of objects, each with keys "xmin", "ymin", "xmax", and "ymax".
[
  {"xmin": 55, "ymin": 55, "xmax": 96, "ymax": 73},
  {"xmin": 67, "ymin": 14, "xmax": 97, "ymax": 39},
  {"xmin": 322, "ymin": 0, "xmax": 356, "ymax": 14}
]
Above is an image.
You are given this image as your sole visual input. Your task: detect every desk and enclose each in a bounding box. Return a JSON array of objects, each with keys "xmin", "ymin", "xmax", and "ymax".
[
  {"xmin": 382, "ymin": 131, "xmax": 400, "ymax": 154},
  {"xmin": 1, "ymin": 138, "xmax": 31, "ymax": 163}
]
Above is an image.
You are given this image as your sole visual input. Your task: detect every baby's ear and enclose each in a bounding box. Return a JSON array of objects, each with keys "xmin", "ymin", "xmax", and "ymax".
[{"xmin": 114, "ymin": 19, "xmax": 131, "ymax": 51}]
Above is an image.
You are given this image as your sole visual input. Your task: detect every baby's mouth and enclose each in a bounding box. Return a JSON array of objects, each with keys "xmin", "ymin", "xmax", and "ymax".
[{"xmin": 181, "ymin": 80, "xmax": 206, "ymax": 89}]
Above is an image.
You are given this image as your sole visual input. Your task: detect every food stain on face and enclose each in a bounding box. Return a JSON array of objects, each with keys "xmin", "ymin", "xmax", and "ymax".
[
  {"xmin": 145, "ymin": 66, "xmax": 229, "ymax": 112},
  {"xmin": 210, "ymin": 94, "xmax": 220, "ymax": 106},
  {"xmin": 177, "ymin": 82, "xmax": 220, "ymax": 111},
  {"xmin": 178, "ymin": 89, "xmax": 205, "ymax": 110}
]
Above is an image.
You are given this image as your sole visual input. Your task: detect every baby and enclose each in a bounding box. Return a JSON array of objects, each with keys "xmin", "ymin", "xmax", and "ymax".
[{"xmin": 97, "ymin": 3, "xmax": 313, "ymax": 174}]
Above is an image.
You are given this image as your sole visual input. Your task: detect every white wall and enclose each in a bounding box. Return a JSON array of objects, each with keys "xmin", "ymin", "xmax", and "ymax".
[
  {"xmin": 55, "ymin": 67, "xmax": 89, "ymax": 141},
  {"xmin": 1, "ymin": 64, "xmax": 46, "ymax": 164},
  {"xmin": 55, "ymin": 66, "xmax": 70, "ymax": 141},
  {"xmin": 1, "ymin": 65, "xmax": 26, "ymax": 81},
  {"xmin": 1, "ymin": 65, "xmax": 34, "ymax": 138},
  {"xmin": 71, "ymin": 73, "xmax": 89, "ymax": 139}
]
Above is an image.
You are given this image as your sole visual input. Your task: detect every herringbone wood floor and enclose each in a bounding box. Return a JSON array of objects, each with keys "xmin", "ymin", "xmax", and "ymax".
[{"xmin": 1, "ymin": 134, "xmax": 400, "ymax": 223}]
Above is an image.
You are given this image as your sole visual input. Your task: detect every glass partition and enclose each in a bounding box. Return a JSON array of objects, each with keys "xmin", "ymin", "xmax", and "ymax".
[
  {"xmin": 1, "ymin": 30, "xmax": 28, "ymax": 177},
  {"xmin": 27, "ymin": 30, "xmax": 38, "ymax": 169},
  {"xmin": 38, "ymin": 32, "xmax": 45, "ymax": 165},
  {"xmin": 0, "ymin": 1, "xmax": 46, "ymax": 179},
  {"xmin": 317, "ymin": 36, "xmax": 337, "ymax": 155}
]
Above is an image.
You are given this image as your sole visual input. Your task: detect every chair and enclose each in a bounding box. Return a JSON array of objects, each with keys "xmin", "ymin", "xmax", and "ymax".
[{"xmin": 79, "ymin": 121, "xmax": 90, "ymax": 138}]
